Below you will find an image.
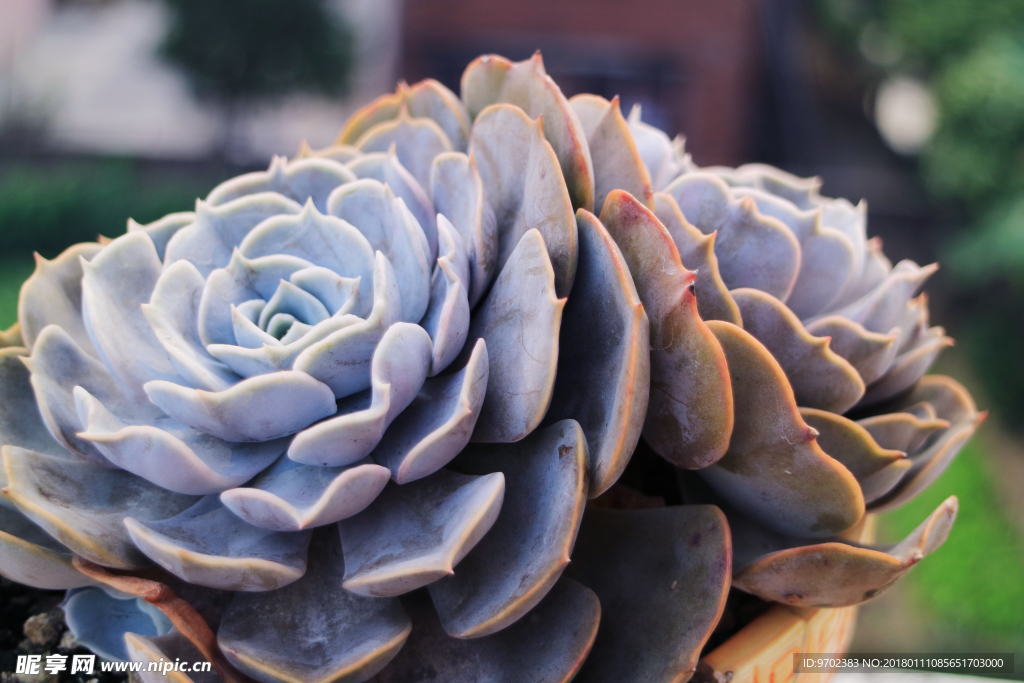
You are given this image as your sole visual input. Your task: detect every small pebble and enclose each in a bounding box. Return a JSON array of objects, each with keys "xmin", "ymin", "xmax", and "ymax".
[
  {"xmin": 23, "ymin": 610, "xmax": 64, "ymax": 648},
  {"xmin": 58, "ymin": 629, "xmax": 78, "ymax": 651}
]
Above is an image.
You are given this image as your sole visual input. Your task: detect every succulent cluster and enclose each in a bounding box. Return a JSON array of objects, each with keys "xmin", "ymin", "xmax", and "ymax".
[{"xmin": 0, "ymin": 53, "xmax": 981, "ymax": 683}]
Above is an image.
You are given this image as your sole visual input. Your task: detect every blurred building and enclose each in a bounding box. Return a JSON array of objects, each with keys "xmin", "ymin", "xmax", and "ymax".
[
  {"xmin": 402, "ymin": 0, "xmax": 764, "ymax": 166},
  {"xmin": 1, "ymin": 0, "xmax": 769, "ymax": 166}
]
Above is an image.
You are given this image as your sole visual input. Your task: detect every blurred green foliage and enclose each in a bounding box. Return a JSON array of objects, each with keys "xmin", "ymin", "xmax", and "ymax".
[
  {"xmin": 818, "ymin": 0, "xmax": 1024, "ymax": 422},
  {"xmin": 160, "ymin": 0, "xmax": 354, "ymax": 102},
  {"xmin": 0, "ymin": 157, "xmax": 229, "ymax": 328},
  {"xmin": 0, "ymin": 158, "xmax": 215, "ymax": 257},
  {"xmin": 880, "ymin": 439, "xmax": 1024, "ymax": 638}
]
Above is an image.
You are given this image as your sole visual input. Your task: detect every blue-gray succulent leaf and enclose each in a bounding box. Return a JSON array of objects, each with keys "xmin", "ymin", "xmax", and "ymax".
[
  {"xmin": 143, "ymin": 371, "xmax": 337, "ymax": 443},
  {"xmin": 288, "ymin": 322, "xmax": 432, "ymax": 467},
  {"xmin": 2, "ymin": 445, "xmax": 199, "ymax": 569},
  {"xmin": 348, "ymin": 147, "xmax": 438, "ymax": 260},
  {"xmin": 0, "ymin": 503, "xmax": 95, "ymax": 589},
  {"xmin": 292, "ymin": 252, "xmax": 402, "ymax": 398},
  {"xmin": 430, "ymin": 151, "xmax": 499, "ymax": 308},
  {"xmin": 219, "ymin": 455, "xmax": 390, "ymax": 532},
  {"xmin": 420, "ymin": 215, "xmax": 471, "ymax": 376},
  {"xmin": 206, "ymin": 156, "xmax": 356, "ymax": 213},
  {"xmin": 143, "ymin": 260, "xmax": 241, "ymax": 391},
  {"xmin": 216, "ymin": 528, "xmax": 411, "ymax": 683},
  {"xmin": 75, "ymin": 386, "xmax": 286, "ymax": 495},
  {"xmin": 128, "ymin": 211, "xmax": 196, "ymax": 262},
  {"xmin": 163, "ymin": 193, "xmax": 302, "ymax": 277},
  {"xmin": 18, "ymin": 242, "xmax": 104, "ymax": 356},
  {"xmin": 125, "ymin": 495, "xmax": 312, "ymax": 591},
  {"xmin": 81, "ymin": 232, "xmax": 184, "ymax": 399},
  {"xmin": 374, "ymin": 337, "xmax": 488, "ymax": 484},
  {"xmin": 338, "ymin": 469, "xmax": 505, "ymax": 598},
  {"xmin": 327, "ymin": 179, "xmax": 432, "ymax": 324},
  {"xmin": 63, "ymin": 587, "xmax": 173, "ymax": 662}
]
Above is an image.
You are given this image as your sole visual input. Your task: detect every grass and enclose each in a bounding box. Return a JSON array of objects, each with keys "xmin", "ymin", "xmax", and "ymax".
[{"xmin": 878, "ymin": 438, "xmax": 1024, "ymax": 637}]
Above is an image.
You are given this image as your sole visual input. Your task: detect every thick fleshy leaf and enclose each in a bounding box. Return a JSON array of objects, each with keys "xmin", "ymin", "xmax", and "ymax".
[
  {"xmin": 569, "ymin": 94, "xmax": 653, "ymax": 211},
  {"xmin": 626, "ymin": 104, "xmax": 688, "ymax": 191},
  {"xmin": 857, "ymin": 411, "xmax": 950, "ymax": 456},
  {"xmin": 292, "ymin": 253, "xmax": 402, "ymax": 398},
  {"xmin": 869, "ymin": 376, "xmax": 983, "ymax": 512},
  {"xmin": 805, "ymin": 315, "xmax": 899, "ymax": 386},
  {"xmin": 327, "ymin": 179, "xmax": 431, "ymax": 323},
  {"xmin": 125, "ymin": 496, "xmax": 312, "ymax": 591},
  {"xmin": 431, "ymin": 151, "xmax": 498, "ymax": 308},
  {"xmin": 461, "ymin": 52, "xmax": 595, "ymax": 212},
  {"xmin": 705, "ymin": 162, "xmax": 823, "ymax": 209},
  {"xmin": 374, "ymin": 338, "xmax": 488, "ymax": 484},
  {"xmin": 290, "ymin": 266, "xmax": 362, "ymax": 316},
  {"xmin": 128, "ymin": 211, "xmax": 195, "ymax": 261},
  {"xmin": 63, "ymin": 587, "xmax": 172, "ymax": 662},
  {"xmin": 379, "ymin": 579, "xmax": 599, "ymax": 683},
  {"xmin": 731, "ymin": 288, "xmax": 865, "ymax": 413},
  {"xmin": 700, "ymin": 321, "xmax": 865, "ymax": 538},
  {"xmin": 822, "ymin": 260, "xmax": 938, "ymax": 334},
  {"xmin": 25, "ymin": 324, "xmax": 162, "ymax": 464},
  {"xmin": 859, "ymin": 329, "xmax": 953, "ymax": 407},
  {"xmin": 799, "ymin": 408, "xmax": 906, "ymax": 492},
  {"xmin": 220, "ymin": 456, "xmax": 390, "ymax": 532},
  {"xmin": 218, "ymin": 529, "xmax": 411, "ymax": 683},
  {"xmin": 464, "ymin": 229, "xmax": 564, "ymax": 443},
  {"xmin": 0, "ymin": 346, "xmax": 66, "ymax": 457},
  {"xmin": 76, "ymin": 387, "xmax": 285, "ymax": 495},
  {"xmin": 72, "ymin": 559, "xmax": 245, "ymax": 683},
  {"xmin": 429, "ymin": 420, "xmax": 588, "ymax": 638},
  {"xmin": 355, "ymin": 107, "xmax": 453, "ymax": 191},
  {"xmin": 834, "ymin": 229, "xmax": 886, "ymax": 308},
  {"xmin": 339, "ymin": 78, "xmax": 471, "ymax": 153},
  {"xmin": 545, "ymin": 210, "xmax": 649, "ymax": 497},
  {"xmin": 859, "ymin": 458, "xmax": 914, "ymax": 503},
  {"xmin": 339, "ymin": 469, "xmax": 505, "ymax": 597},
  {"xmin": 600, "ymin": 189, "xmax": 733, "ymax": 469},
  {"xmin": 0, "ymin": 322, "xmax": 22, "ymax": 348},
  {"xmin": 3, "ymin": 446, "xmax": 197, "ymax": 569},
  {"xmin": 163, "ymin": 194, "xmax": 303, "ymax": 277},
  {"xmin": 664, "ymin": 173, "xmax": 801, "ymax": 301},
  {"xmin": 237, "ymin": 200, "xmax": 377, "ymax": 316},
  {"xmin": 734, "ymin": 187, "xmax": 857, "ymax": 318},
  {"xmin": 469, "ymin": 103, "xmax": 578, "ymax": 298},
  {"xmin": 206, "ymin": 156, "xmax": 356, "ymax": 212},
  {"xmin": 209, "ymin": 316, "xmax": 363, "ymax": 380},
  {"xmin": 347, "ymin": 147, "xmax": 437, "ymax": 258},
  {"xmin": 297, "ymin": 141, "xmax": 361, "ymax": 164},
  {"xmin": 567, "ymin": 506, "xmax": 731, "ymax": 683},
  {"xmin": 732, "ymin": 496, "xmax": 957, "ymax": 607},
  {"xmin": 653, "ymin": 193, "xmax": 742, "ymax": 325},
  {"xmin": 0, "ymin": 504, "xmax": 94, "ymax": 589},
  {"xmin": 258, "ymin": 281, "xmax": 330, "ymax": 330},
  {"xmin": 81, "ymin": 232, "xmax": 181, "ymax": 396},
  {"xmin": 420, "ymin": 216, "xmax": 471, "ymax": 375},
  {"xmin": 145, "ymin": 370, "xmax": 337, "ymax": 443},
  {"xmin": 143, "ymin": 260, "xmax": 241, "ymax": 391},
  {"xmin": 18, "ymin": 242, "xmax": 103, "ymax": 355},
  {"xmin": 288, "ymin": 323, "xmax": 432, "ymax": 467},
  {"xmin": 126, "ymin": 629, "xmax": 221, "ymax": 683},
  {"xmin": 198, "ymin": 251, "xmax": 318, "ymax": 347}
]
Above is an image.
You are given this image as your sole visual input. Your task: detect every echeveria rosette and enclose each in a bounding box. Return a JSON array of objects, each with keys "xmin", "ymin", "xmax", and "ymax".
[{"xmin": 0, "ymin": 51, "xmax": 980, "ymax": 683}]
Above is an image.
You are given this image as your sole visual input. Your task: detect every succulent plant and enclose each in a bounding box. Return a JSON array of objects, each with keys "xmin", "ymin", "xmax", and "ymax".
[{"xmin": 0, "ymin": 52, "xmax": 981, "ymax": 683}]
